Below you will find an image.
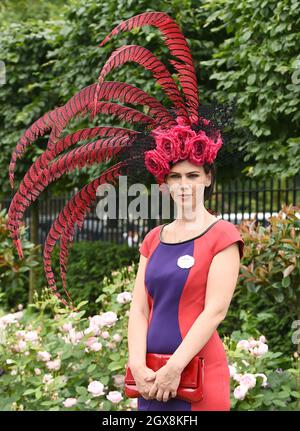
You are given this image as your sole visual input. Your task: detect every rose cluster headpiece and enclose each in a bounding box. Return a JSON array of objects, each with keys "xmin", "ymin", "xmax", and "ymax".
[{"xmin": 145, "ymin": 115, "xmax": 223, "ymax": 184}]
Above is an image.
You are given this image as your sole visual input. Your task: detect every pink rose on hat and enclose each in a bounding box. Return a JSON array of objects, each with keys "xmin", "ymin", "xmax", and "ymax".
[{"xmin": 144, "ymin": 149, "xmax": 171, "ymax": 184}]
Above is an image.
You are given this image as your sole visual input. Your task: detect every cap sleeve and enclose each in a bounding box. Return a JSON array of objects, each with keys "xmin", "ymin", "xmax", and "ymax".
[
  {"xmin": 139, "ymin": 232, "xmax": 151, "ymax": 258},
  {"xmin": 212, "ymin": 222, "xmax": 244, "ymax": 260}
]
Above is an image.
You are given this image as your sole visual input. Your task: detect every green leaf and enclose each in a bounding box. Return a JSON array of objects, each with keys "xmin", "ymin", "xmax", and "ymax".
[
  {"xmin": 87, "ymin": 364, "xmax": 97, "ymax": 373},
  {"xmin": 241, "ymin": 31, "xmax": 252, "ymax": 42},
  {"xmin": 282, "ymin": 276, "xmax": 290, "ymax": 287},
  {"xmin": 247, "ymin": 74, "xmax": 256, "ymax": 85},
  {"xmin": 108, "ymin": 362, "xmax": 122, "ymax": 372},
  {"xmin": 35, "ymin": 388, "xmax": 42, "ymax": 399},
  {"xmin": 274, "ymin": 292, "xmax": 284, "ymax": 303},
  {"xmin": 76, "ymin": 386, "xmax": 87, "ymax": 396},
  {"xmin": 272, "ymin": 399, "xmax": 287, "ymax": 407},
  {"xmin": 23, "ymin": 388, "xmax": 36, "ymax": 395}
]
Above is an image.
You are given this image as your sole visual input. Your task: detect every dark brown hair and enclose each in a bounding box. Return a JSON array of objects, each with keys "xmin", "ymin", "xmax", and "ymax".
[{"xmin": 203, "ymin": 162, "xmax": 216, "ymax": 201}]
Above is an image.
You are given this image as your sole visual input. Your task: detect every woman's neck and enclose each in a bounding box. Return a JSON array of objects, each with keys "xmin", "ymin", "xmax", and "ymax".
[{"xmin": 174, "ymin": 208, "xmax": 215, "ymax": 227}]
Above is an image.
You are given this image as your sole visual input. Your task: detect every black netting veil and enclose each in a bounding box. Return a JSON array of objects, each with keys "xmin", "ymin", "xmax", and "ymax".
[{"xmin": 117, "ymin": 96, "xmax": 252, "ymax": 186}]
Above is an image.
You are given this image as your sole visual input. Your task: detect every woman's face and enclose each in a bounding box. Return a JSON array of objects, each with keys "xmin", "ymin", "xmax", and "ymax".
[{"xmin": 164, "ymin": 160, "xmax": 212, "ymax": 214}]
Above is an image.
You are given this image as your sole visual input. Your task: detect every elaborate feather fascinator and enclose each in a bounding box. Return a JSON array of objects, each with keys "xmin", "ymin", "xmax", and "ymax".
[{"xmin": 7, "ymin": 11, "xmax": 246, "ymax": 311}]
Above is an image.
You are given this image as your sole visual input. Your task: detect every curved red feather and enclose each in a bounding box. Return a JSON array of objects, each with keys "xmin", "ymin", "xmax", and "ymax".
[
  {"xmin": 98, "ymin": 11, "xmax": 199, "ymax": 124},
  {"xmin": 7, "ymin": 132, "xmax": 137, "ymax": 258},
  {"xmin": 43, "ymin": 162, "xmax": 127, "ymax": 310},
  {"xmin": 94, "ymin": 45, "xmax": 189, "ymax": 122},
  {"xmin": 7, "ymin": 126, "xmax": 136, "ymax": 249},
  {"xmin": 9, "ymin": 84, "xmax": 97, "ymax": 189},
  {"xmin": 89, "ymin": 81, "xmax": 176, "ymax": 127}
]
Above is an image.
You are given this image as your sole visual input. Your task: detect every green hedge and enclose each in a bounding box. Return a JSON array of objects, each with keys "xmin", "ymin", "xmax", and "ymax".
[
  {"xmin": 35, "ymin": 240, "xmax": 140, "ymax": 315},
  {"xmin": 0, "ymin": 208, "xmax": 40, "ymax": 311}
]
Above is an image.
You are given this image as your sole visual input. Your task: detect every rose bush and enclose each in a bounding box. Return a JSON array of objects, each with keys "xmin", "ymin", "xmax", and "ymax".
[
  {"xmin": 224, "ymin": 332, "xmax": 300, "ymax": 410},
  {"xmin": 0, "ymin": 259, "xmax": 298, "ymax": 411},
  {"xmin": 0, "ymin": 266, "xmax": 138, "ymax": 411}
]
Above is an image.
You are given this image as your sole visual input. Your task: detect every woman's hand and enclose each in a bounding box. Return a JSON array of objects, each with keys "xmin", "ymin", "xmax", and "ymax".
[
  {"xmin": 131, "ymin": 364, "xmax": 158, "ymax": 400},
  {"xmin": 145, "ymin": 363, "xmax": 182, "ymax": 402}
]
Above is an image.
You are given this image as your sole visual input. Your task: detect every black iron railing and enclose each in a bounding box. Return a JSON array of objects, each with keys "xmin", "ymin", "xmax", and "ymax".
[{"xmin": 2, "ymin": 175, "xmax": 300, "ymax": 248}]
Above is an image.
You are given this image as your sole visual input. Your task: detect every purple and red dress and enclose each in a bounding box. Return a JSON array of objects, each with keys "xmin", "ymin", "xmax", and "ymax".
[{"xmin": 137, "ymin": 219, "xmax": 244, "ymax": 411}]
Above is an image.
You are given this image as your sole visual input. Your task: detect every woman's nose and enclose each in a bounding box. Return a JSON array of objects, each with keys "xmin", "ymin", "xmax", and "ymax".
[
  {"xmin": 179, "ymin": 178, "xmax": 192, "ymax": 190},
  {"xmin": 178, "ymin": 175, "xmax": 186, "ymax": 184}
]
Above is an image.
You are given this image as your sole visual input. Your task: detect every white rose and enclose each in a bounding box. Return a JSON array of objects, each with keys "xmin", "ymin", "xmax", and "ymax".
[
  {"xmin": 239, "ymin": 373, "xmax": 256, "ymax": 389},
  {"xmin": 63, "ymin": 398, "xmax": 77, "ymax": 407},
  {"xmin": 251, "ymin": 342, "xmax": 268, "ymax": 357},
  {"xmin": 101, "ymin": 331, "xmax": 110, "ymax": 339},
  {"xmin": 249, "ymin": 338, "xmax": 258, "ymax": 348},
  {"xmin": 24, "ymin": 331, "xmax": 39, "ymax": 342},
  {"xmin": 61, "ymin": 323, "xmax": 73, "ymax": 333},
  {"xmin": 17, "ymin": 340, "xmax": 27, "ymax": 351},
  {"xmin": 75, "ymin": 331, "xmax": 84, "ymax": 341},
  {"xmin": 90, "ymin": 342, "xmax": 102, "ymax": 352},
  {"xmin": 234, "ymin": 385, "xmax": 248, "ymax": 400},
  {"xmin": 37, "ymin": 351, "xmax": 51, "ymax": 362},
  {"xmin": 46, "ymin": 359, "xmax": 61, "ymax": 371},
  {"xmin": 84, "ymin": 324, "xmax": 101, "ymax": 336},
  {"xmin": 112, "ymin": 334, "xmax": 121, "ymax": 342},
  {"xmin": 236, "ymin": 340, "xmax": 250, "ymax": 351},
  {"xmin": 87, "ymin": 381, "xmax": 105, "ymax": 397},
  {"xmin": 228, "ymin": 364, "xmax": 237, "ymax": 378},
  {"xmin": 85, "ymin": 336, "xmax": 98, "ymax": 347},
  {"xmin": 233, "ymin": 373, "xmax": 243, "ymax": 382},
  {"xmin": 106, "ymin": 390, "xmax": 123, "ymax": 404},
  {"xmin": 116, "ymin": 292, "xmax": 132, "ymax": 304},
  {"xmin": 100, "ymin": 311, "xmax": 118, "ymax": 327},
  {"xmin": 43, "ymin": 374, "xmax": 54, "ymax": 384},
  {"xmin": 89, "ymin": 315, "xmax": 104, "ymax": 327},
  {"xmin": 0, "ymin": 311, "xmax": 23, "ymax": 325}
]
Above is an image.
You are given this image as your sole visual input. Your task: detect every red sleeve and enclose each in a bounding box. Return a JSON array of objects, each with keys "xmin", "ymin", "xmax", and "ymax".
[
  {"xmin": 139, "ymin": 233, "xmax": 151, "ymax": 258},
  {"xmin": 212, "ymin": 222, "xmax": 244, "ymax": 260}
]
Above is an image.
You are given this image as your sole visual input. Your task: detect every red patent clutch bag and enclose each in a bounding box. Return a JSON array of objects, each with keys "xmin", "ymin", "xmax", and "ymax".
[{"xmin": 124, "ymin": 353, "xmax": 205, "ymax": 403}]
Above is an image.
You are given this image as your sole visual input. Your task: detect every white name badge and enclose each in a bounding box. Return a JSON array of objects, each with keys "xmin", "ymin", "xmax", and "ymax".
[{"xmin": 177, "ymin": 254, "xmax": 195, "ymax": 269}]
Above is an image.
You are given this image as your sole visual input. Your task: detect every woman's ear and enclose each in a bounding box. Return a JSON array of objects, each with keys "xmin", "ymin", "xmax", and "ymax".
[{"xmin": 205, "ymin": 171, "xmax": 212, "ymax": 188}]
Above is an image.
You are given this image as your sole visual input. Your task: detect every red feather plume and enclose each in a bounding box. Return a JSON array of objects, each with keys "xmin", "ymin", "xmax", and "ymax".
[{"xmin": 7, "ymin": 11, "xmax": 201, "ymax": 309}]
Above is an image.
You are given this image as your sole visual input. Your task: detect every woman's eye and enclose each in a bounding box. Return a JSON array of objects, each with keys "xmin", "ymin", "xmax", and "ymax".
[{"xmin": 169, "ymin": 174, "xmax": 198, "ymax": 178}]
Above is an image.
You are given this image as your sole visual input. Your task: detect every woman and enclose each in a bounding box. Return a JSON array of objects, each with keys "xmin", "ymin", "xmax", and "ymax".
[{"xmin": 128, "ymin": 158, "xmax": 244, "ymax": 411}]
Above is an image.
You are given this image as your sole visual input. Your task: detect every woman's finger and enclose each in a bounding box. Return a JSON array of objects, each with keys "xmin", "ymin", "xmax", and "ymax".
[
  {"xmin": 148, "ymin": 382, "xmax": 158, "ymax": 398},
  {"xmin": 162, "ymin": 390, "xmax": 170, "ymax": 402},
  {"xmin": 156, "ymin": 388, "xmax": 164, "ymax": 402}
]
